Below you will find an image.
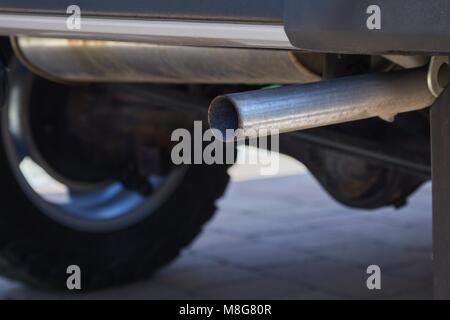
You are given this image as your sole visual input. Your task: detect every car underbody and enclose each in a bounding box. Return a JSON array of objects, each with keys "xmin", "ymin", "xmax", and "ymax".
[{"xmin": 0, "ymin": 1, "xmax": 449, "ymax": 295}]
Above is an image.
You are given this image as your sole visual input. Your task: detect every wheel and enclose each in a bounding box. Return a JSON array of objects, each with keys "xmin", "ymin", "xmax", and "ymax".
[{"xmin": 0, "ymin": 63, "xmax": 230, "ymax": 290}]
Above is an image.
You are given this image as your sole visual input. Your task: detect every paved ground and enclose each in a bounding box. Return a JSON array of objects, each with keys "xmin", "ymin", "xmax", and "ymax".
[{"xmin": 0, "ymin": 149, "xmax": 433, "ymax": 299}]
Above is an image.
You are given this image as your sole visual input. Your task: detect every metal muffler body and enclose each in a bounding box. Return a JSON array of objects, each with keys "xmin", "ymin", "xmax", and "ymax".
[
  {"xmin": 208, "ymin": 67, "xmax": 435, "ymax": 141},
  {"xmin": 12, "ymin": 37, "xmax": 320, "ymax": 84}
]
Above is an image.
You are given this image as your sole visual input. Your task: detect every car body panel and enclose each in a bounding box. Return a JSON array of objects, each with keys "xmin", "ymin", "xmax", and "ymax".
[{"xmin": 0, "ymin": 0, "xmax": 283, "ymax": 23}]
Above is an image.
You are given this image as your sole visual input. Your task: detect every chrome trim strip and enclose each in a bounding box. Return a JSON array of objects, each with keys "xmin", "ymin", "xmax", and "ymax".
[{"xmin": 0, "ymin": 13, "xmax": 294, "ymax": 49}]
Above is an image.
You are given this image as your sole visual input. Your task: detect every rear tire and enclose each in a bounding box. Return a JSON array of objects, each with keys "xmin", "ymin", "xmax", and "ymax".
[{"xmin": 0, "ymin": 63, "xmax": 230, "ymax": 290}]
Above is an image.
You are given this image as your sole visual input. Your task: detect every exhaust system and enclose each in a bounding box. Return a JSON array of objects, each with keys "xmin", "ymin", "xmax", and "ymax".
[
  {"xmin": 208, "ymin": 67, "xmax": 437, "ymax": 141},
  {"xmin": 12, "ymin": 37, "xmax": 320, "ymax": 84}
]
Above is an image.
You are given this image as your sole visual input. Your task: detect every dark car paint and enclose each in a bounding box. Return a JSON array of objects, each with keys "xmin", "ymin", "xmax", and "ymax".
[{"xmin": 0, "ymin": 0, "xmax": 283, "ymax": 23}]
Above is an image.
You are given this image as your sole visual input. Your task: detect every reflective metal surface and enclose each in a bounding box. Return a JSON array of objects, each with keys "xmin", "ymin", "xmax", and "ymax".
[
  {"xmin": 209, "ymin": 67, "xmax": 435, "ymax": 141},
  {"xmin": 384, "ymin": 55, "xmax": 429, "ymax": 69},
  {"xmin": 0, "ymin": 13, "xmax": 294, "ymax": 49},
  {"xmin": 428, "ymin": 56, "xmax": 449, "ymax": 98},
  {"xmin": 13, "ymin": 37, "xmax": 320, "ymax": 84}
]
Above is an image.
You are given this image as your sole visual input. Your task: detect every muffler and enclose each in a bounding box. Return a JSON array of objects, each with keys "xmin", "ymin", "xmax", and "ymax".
[
  {"xmin": 208, "ymin": 67, "xmax": 436, "ymax": 141},
  {"xmin": 12, "ymin": 37, "xmax": 320, "ymax": 84}
]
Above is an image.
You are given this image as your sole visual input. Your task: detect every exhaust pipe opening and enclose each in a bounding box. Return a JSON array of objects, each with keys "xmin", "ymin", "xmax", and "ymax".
[{"xmin": 208, "ymin": 96, "xmax": 240, "ymax": 142}]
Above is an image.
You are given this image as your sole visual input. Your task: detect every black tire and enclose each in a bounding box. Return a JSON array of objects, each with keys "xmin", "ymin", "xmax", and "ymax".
[{"xmin": 0, "ymin": 65, "xmax": 230, "ymax": 291}]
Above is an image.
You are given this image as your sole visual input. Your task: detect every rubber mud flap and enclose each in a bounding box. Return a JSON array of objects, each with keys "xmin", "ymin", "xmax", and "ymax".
[{"xmin": 284, "ymin": 0, "xmax": 450, "ymax": 54}]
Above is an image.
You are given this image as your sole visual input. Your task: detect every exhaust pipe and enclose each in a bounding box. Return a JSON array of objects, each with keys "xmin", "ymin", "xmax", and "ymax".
[{"xmin": 208, "ymin": 67, "xmax": 436, "ymax": 141}]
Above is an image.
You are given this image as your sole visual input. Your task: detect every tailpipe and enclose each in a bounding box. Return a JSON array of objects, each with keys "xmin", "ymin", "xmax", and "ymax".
[{"xmin": 208, "ymin": 67, "xmax": 436, "ymax": 141}]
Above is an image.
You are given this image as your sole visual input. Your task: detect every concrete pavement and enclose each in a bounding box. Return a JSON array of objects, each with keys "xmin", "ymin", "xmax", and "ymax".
[{"xmin": 0, "ymin": 148, "xmax": 433, "ymax": 299}]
